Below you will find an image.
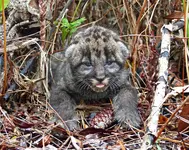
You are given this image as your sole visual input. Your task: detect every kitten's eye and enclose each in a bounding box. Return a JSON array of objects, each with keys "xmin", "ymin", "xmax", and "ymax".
[
  {"xmin": 77, "ymin": 62, "xmax": 93, "ymax": 75},
  {"xmin": 82, "ymin": 62, "xmax": 92, "ymax": 67},
  {"xmin": 105, "ymin": 61, "xmax": 120, "ymax": 73},
  {"xmin": 106, "ymin": 61, "xmax": 114, "ymax": 66}
]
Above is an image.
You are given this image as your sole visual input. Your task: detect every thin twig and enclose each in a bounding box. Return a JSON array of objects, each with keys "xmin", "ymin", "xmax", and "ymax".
[
  {"xmin": 49, "ymin": 9, "xmax": 68, "ymax": 54},
  {"xmin": 159, "ymin": 137, "xmax": 189, "ymax": 147},
  {"xmin": 1, "ymin": 0, "xmax": 8, "ymax": 98}
]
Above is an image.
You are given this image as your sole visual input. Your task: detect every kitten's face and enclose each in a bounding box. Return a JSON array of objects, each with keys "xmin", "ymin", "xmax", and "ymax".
[
  {"xmin": 65, "ymin": 26, "xmax": 130, "ymax": 93},
  {"xmin": 75, "ymin": 54, "xmax": 122, "ymax": 92}
]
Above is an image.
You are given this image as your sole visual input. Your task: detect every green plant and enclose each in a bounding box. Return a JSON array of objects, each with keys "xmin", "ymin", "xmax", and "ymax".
[
  {"xmin": 0, "ymin": 0, "xmax": 10, "ymax": 11},
  {"xmin": 60, "ymin": 17, "xmax": 86, "ymax": 42}
]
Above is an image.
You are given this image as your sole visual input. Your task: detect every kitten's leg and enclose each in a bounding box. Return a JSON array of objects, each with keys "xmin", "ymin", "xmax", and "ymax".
[
  {"xmin": 50, "ymin": 87, "xmax": 79, "ymax": 130},
  {"xmin": 113, "ymin": 85, "xmax": 141, "ymax": 128}
]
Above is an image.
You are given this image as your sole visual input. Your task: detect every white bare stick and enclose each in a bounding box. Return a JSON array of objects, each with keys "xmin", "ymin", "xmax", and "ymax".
[
  {"xmin": 141, "ymin": 20, "xmax": 185, "ymax": 149},
  {"xmin": 141, "ymin": 24, "xmax": 172, "ymax": 149}
]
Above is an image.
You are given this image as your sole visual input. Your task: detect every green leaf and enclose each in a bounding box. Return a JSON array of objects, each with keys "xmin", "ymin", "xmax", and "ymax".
[
  {"xmin": 61, "ymin": 28, "xmax": 69, "ymax": 42},
  {"xmin": 70, "ymin": 28, "xmax": 77, "ymax": 34},
  {"xmin": 70, "ymin": 17, "xmax": 86, "ymax": 28},
  {"xmin": 0, "ymin": 0, "xmax": 10, "ymax": 11},
  {"xmin": 60, "ymin": 17, "xmax": 86, "ymax": 42},
  {"xmin": 61, "ymin": 18, "xmax": 70, "ymax": 28}
]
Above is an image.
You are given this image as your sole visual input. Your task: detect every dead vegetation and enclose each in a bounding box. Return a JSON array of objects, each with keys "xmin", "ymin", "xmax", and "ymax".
[{"xmin": 0, "ymin": 0, "xmax": 189, "ymax": 149}]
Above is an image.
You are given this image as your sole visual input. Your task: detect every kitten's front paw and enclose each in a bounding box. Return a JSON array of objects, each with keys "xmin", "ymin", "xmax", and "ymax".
[
  {"xmin": 52, "ymin": 116, "xmax": 80, "ymax": 131},
  {"xmin": 114, "ymin": 108, "xmax": 141, "ymax": 128},
  {"xmin": 64, "ymin": 120, "xmax": 80, "ymax": 131}
]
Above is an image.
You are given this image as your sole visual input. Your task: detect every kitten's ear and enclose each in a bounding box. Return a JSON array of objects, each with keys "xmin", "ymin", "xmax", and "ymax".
[
  {"xmin": 117, "ymin": 41, "xmax": 130, "ymax": 58},
  {"xmin": 64, "ymin": 44, "xmax": 76, "ymax": 58}
]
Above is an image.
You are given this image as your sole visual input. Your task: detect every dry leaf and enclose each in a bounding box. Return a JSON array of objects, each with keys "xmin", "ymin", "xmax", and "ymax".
[{"xmin": 178, "ymin": 101, "xmax": 189, "ymax": 132}]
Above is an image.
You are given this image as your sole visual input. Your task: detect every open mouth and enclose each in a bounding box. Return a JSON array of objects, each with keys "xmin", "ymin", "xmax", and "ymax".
[
  {"xmin": 91, "ymin": 83, "xmax": 108, "ymax": 92},
  {"xmin": 90, "ymin": 78, "xmax": 109, "ymax": 92}
]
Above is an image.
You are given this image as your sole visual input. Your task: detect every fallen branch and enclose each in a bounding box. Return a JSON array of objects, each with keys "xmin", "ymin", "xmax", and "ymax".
[
  {"xmin": 0, "ymin": 38, "xmax": 39, "ymax": 53},
  {"xmin": 141, "ymin": 20, "xmax": 184, "ymax": 149}
]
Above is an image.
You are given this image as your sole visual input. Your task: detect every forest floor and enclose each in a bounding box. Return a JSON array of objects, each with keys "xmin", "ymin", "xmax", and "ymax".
[{"xmin": 0, "ymin": 0, "xmax": 189, "ymax": 149}]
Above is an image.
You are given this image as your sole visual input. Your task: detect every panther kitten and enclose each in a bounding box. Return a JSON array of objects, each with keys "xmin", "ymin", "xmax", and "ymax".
[{"xmin": 50, "ymin": 26, "xmax": 141, "ymax": 130}]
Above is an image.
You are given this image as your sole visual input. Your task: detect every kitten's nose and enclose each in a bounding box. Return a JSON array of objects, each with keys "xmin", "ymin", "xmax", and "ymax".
[
  {"xmin": 95, "ymin": 66, "xmax": 105, "ymax": 82},
  {"xmin": 96, "ymin": 77, "xmax": 105, "ymax": 83},
  {"xmin": 96, "ymin": 72, "xmax": 105, "ymax": 82}
]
